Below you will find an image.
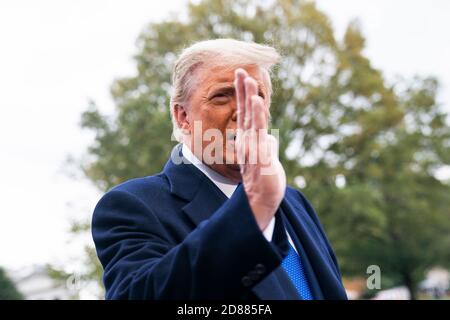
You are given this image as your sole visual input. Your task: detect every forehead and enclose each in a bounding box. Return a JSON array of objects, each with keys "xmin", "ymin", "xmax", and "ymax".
[{"xmin": 196, "ymin": 64, "xmax": 267, "ymax": 91}]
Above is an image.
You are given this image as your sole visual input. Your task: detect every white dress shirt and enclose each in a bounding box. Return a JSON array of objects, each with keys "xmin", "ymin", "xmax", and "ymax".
[{"xmin": 182, "ymin": 144, "xmax": 296, "ymax": 250}]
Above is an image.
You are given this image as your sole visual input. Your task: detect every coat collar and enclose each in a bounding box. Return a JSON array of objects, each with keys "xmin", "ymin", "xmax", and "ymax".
[
  {"xmin": 163, "ymin": 144, "xmax": 229, "ymax": 226},
  {"xmin": 281, "ymin": 198, "xmax": 347, "ymax": 299}
]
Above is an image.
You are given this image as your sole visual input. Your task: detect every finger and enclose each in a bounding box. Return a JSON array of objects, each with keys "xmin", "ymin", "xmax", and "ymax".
[
  {"xmin": 260, "ymin": 134, "xmax": 279, "ymax": 175},
  {"xmin": 251, "ymin": 95, "xmax": 268, "ymax": 165},
  {"xmin": 234, "ymin": 68, "xmax": 248, "ymax": 131},
  {"xmin": 247, "ymin": 95, "xmax": 269, "ymax": 168},
  {"xmin": 234, "ymin": 69, "xmax": 248, "ymax": 165},
  {"xmin": 268, "ymin": 134, "xmax": 280, "ymax": 161},
  {"xmin": 244, "ymin": 77, "xmax": 257, "ymax": 130},
  {"xmin": 251, "ymin": 95, "xmax": 268, "ymax": 132}
]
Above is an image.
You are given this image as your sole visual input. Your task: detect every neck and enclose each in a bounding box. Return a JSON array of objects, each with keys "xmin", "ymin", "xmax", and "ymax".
[{"xmin": 182, "ymin": 142, "xmax": 242, "ymax": 184}]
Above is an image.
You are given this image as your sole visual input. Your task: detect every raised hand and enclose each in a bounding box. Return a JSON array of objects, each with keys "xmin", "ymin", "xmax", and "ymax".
[{"xmin": 234, "ymin": 68, "xmax": 287, "ymax": 231}]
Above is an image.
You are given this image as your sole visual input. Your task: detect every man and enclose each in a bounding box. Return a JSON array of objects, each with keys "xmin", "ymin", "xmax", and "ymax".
[{"xmin": 92, "ymin": 39, "xmax": 347, "ymax": 300}]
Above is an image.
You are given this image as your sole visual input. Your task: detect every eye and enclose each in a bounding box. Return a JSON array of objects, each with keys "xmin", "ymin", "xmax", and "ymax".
[
  {"xmin": 210, "ymin": 92, "xmax": 232, "ymax": 104},
  {"xmin": 212, "ymin": 93, "xmax": 228, "ymax": 99}
]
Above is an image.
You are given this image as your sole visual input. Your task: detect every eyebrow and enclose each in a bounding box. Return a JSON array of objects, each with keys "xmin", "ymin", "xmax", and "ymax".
[
  {"xmin": 208, "ymin": 83, "xmax": 266, "ymax": 98},
  {"xmin": 209, "ymin": 85, "xmax": 234, "ymax": 95}
]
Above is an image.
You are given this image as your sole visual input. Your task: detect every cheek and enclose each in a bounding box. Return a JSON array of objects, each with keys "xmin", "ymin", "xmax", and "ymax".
[{"xmin": 202, "ymin": 106, "xmax": 233, "ymax": 130}]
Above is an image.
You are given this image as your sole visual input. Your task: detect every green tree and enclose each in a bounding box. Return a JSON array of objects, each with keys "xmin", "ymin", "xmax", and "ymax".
[
  {"xmin": 0, "ymin": 267, "xmax": 23, "ymax": 300},
  {"xmin": 75, "ymin": 0, "xmax": 450, "ymax": 299}
]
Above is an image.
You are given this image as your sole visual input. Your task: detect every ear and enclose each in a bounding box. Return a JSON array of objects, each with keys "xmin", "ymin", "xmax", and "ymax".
[{"xmin": 173, "ymin": 104, "xmax": 191, "ymax": 134}]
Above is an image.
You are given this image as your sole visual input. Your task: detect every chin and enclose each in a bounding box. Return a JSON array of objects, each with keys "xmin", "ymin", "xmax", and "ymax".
[
  {"xmin": 224, "ymin": 165, "xmax": 242, "ymax": 183},
  {"xmin": 226, "ymin": 163, "xmax": 241, "ymax": 171},
  {"xmin": 223, "ymin": 153, "xmax": 240, "ymax": 168}
]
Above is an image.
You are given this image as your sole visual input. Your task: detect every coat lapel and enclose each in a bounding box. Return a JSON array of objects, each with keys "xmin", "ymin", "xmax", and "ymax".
[
  {"xmin": 181, "ymin": 177, "xmax": 228, "ymax": 227},
  {"xmin": 164, "ymin": 144, "xmax": 229, "ymax": 227},
  {"xmin": 281, "ymin": 198, "xmax": 347, "ymax": 299},
  {"xmin": 281, "ymin": 204, "xmax": 325, "ymax": 300}
]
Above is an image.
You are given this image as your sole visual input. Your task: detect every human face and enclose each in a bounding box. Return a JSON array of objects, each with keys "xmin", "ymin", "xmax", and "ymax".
[{"xmin": 182, "ymin": 64, "xmax": 270, "ymax": 182}]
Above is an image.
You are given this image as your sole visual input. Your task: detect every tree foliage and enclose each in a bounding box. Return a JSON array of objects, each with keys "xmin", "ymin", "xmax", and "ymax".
[{"xmin": 0, "ymin": 267, "xmax": 23, "ymax": 300}]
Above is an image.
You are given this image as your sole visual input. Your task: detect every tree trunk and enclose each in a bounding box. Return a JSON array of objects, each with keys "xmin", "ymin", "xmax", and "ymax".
[{"xmin": 403, "ymin": 273, "xmax": 417, "ymax": 300}]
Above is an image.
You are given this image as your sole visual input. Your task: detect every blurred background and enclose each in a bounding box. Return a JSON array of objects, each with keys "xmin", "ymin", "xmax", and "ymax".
[{"xmin": 1, "ymin": 0, "xmax": 449, "ymax": 300}]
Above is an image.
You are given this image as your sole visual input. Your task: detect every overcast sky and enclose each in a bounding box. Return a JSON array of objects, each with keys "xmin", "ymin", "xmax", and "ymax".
[{"xmin": 1, "ymin": 0, "xmax": 449, "ymax": 271}]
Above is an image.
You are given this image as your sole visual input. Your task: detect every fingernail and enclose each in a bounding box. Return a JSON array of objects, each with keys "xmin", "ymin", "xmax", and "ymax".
[{"xmin": 235, "ymin": 68, "xmax": 244, "ymax": 76}]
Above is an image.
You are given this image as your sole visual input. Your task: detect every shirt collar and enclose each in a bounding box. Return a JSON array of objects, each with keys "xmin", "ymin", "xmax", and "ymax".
[{"xmin": 182, "ymin": 144, "xmax": 238, "ymax": 198}]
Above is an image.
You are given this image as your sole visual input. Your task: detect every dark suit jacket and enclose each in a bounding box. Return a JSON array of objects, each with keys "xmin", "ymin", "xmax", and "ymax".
[{"xmin": 92, "ymin": 144, "xmax": 347, "ymax": 300}]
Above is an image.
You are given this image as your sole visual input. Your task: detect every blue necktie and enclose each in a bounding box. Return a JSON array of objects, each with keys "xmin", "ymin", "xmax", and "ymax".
[{"xmin": 281, "ymin": 242, "xmax": 314, "ymax": 300}]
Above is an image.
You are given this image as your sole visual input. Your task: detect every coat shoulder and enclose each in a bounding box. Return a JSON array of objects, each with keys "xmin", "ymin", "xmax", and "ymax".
[
  {"xmin": 107, "ymin": 173, "xmax": 170, "ymax": 201},
  {"xmin": 92, "ymin": 173, "xmax": 172, "ymax": 224},
  {"xmin": 285, "ymin": 185, "xmax": 320, "ymax": 222},
  {"xmin": 285, "ymin": 185, "xmax": 306, "ymax": 204}
]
